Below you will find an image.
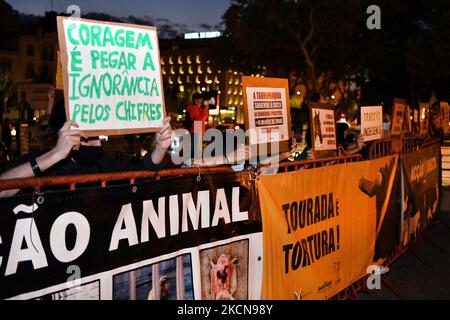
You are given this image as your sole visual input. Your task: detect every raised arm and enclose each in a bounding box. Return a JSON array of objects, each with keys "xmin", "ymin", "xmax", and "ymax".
[
  {"xmin": 0, "ymin": 121, "xmax": 83, "ymax": 198},
  {"xmin": 150, "ymin": 116, "xmax": 173, "ymax": 166}
]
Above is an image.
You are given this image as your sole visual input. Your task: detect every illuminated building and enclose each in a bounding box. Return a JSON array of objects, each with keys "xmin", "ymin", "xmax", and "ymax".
[{"xmin": 160, "ymin": 33, "xmax": 263, "ymax": 126}]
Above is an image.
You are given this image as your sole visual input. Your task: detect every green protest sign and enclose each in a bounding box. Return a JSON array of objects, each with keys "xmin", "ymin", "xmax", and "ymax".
[{"xmin": 57, "ymin": 17, "xmax": 165, "ymax": 136}]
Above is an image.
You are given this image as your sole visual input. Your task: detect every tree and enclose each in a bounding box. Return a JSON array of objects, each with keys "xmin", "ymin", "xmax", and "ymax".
[
  {"xmin": 220, "ymin": 0, "xmax": 365, "ymax": 100},
  {"xmin": 219, "ymin": 0, "xmax": 450, "ymax": 113}
]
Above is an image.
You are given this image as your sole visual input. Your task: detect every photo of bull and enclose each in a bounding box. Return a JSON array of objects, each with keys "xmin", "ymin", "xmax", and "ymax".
[{"xmin": 209, "ymin": 253, "xmax": 238, "ymax": 300}]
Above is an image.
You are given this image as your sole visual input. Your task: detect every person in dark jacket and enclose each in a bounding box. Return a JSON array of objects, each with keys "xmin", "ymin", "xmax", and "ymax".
[{"xmin": 0, "ymin": 100, "xmax": 173, "ymax": 198}]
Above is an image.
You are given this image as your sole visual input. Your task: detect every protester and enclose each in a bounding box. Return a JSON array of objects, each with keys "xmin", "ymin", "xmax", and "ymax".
[
  {"xmin": 0, "ymin": 100, "xmax": 173, "ymax": 198},
  {"xmin": 336, "ymin": 120, "xmax": 367, "ymax": 156},
  {"xmin": 186, "ymin": 92, "xmax": 209, "ymax": 136},
  {"xmin": 419, "ymin": 88, "xmax": 444, "ymax": 140}
]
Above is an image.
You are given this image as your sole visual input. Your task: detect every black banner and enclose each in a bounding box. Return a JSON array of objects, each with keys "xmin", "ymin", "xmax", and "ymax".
[{"xmin": 0, "ymin": 172, "xmax": 261, "ymax": 299}]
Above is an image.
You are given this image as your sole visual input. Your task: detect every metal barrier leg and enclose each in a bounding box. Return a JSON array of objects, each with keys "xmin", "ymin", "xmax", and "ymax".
[{"xmin": 351, "ymin": 282, "xmax": 361, "ymax": 300}]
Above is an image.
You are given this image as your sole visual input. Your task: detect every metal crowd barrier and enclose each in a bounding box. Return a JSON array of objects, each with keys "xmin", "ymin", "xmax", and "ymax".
[
  {"xmin": 333, "ymin": 136, "xmax": 443, "ymax": 300},
  {"xmin": 369, "ymin": 138, "xmax": 393, "ymax": 159},
  {"xmin": 0, "ymin": 138, "xmax": 443, "ymax": 300},
  {"xmin": 259, "ymin": 154, "xmax": 363, "ymax": 174},
  {"xmin": 0, "ymin": 166, "xmax": 234, "ymax": 192}
]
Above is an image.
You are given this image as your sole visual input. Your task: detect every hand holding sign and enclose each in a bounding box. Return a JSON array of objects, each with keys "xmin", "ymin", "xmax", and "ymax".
[
  {"xmin": 155, "ymin": 116, "xmax": 173, "ymax": 151},
  {"xmin": 53, "ymin": 121, "xmax": 86, "ymax": 160}
]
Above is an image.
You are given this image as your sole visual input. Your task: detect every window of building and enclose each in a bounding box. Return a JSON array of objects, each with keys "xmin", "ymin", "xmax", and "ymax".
[
  {"xmin": 179, "ymin": 66, "xmax": 184, "ymax": 74},
  {"xmin": 197, "ymin": 66, "xmax": 202, "ymax": 74},
  {"xmin": 196, "ymin": 55, "xmax": 201, "ymax": 64},
  {"xmin": 169, "ymin": 56, "xmax": 174, "ymax": 65},
  {"xmin": 26, "ymin": 63, "xmax": 35, "ymax": 78},
  {"xmin": 0, "ymin": 59, "xmax": 12, "ymax": 72},
  {"xmin": 26, "ymin": 44, "xmax": 34, "ymax": 57}
]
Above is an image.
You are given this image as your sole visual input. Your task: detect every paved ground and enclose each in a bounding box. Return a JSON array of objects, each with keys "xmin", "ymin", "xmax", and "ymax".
[{"xmin": 360, "ymin": 206, "xmax": 450, "ymax": 300}]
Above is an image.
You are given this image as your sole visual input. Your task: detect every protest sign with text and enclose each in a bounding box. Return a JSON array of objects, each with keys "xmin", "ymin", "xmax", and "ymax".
[{"xmin": 57, "ymin": 17, "xmax": 165, "ymax": 136}]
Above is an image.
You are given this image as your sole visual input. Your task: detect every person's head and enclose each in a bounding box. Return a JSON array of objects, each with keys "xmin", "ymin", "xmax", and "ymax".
[
  {"xmin": 192, "ymin": 92, "xmax": 203, "ymax": 107},
  {"xmin": 159, "ymin": 276, "xmax": 171, "ymax": 300}
]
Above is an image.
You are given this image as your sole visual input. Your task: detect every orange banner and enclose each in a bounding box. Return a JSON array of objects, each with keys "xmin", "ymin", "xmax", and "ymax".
[{"xmin": 257, "ymin": 155, "xmax": 399, "ymax": 299}]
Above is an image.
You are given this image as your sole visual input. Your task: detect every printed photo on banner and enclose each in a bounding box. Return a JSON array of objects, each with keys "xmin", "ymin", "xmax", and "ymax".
[
  {"xmin": 440, "ymin": 101, "xmax": 450, "ymax": 135},
  {"xmin": 35, "ymin": 281, "xmax": 100, "ymax": 300},
  {"xmin": 309, "ymin": 102, "xmax": 337, "ymax": 153},
  {"xmin": 57, "ymin": 17, "xmax": 165, "ymax": 136},
  {"xmin": 358, "ymin": 156, "xmax": 399, "ymax": 263},
  {"xmin": 360, "ymin": 106, "xmax": 383, "ymax": 142},
  {"xmin": 419, "ymin": 103, "xmax": 430, "ymax": 138},
  {"xmin": 199, "ymin": 239, "xmax": 249, "ymax": 300},
  {"xmin": 242, "ymin": 76, "xmax": 291, "ymax": 153},
  {"xmin": 390, "ymin": 98, "xmax": 406, "ymax": 137},
  {"xmin": 113, "ymin": 254, "xmax": 193, "ymax": 300}
]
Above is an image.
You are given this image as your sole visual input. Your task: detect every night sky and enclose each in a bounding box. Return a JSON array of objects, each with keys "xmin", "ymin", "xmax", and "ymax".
[{"xmin": 5, "ymin": 0, "xmax": 232, "ymax": 31}]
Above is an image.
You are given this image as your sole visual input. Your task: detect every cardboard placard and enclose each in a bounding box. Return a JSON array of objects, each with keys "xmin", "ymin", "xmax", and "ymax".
[
  {"xmin": 413, "ymin": 109, "xmax": 418, "ymax": 125},
  {"xmin": 390, "ymin": 98, "xmax": 406, "ymax": 137},
  {"xmin": 55, "ymin": 50, "xmax": 63, "ymax": 90},
  {"xmin": 242, "ymin": 76, "xmax": 291, "ymax": 153},
  {"xmin": 440, "ymin": 101, "xmax": 450, "ymax": 135},
  {"xmin": 419, "ymin": 102, "xmax": 429, "ymax": 138},
  {"xmin": 360, "ymin": 106, "xmax": 383, "ymax": 142},
  {"xmin": 57, "ymin": 16, "xmax": 166, "ymax": 137},
  {"xmin": 309, "ymin": 102, "xmax": 337, "ymax": 155}
]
